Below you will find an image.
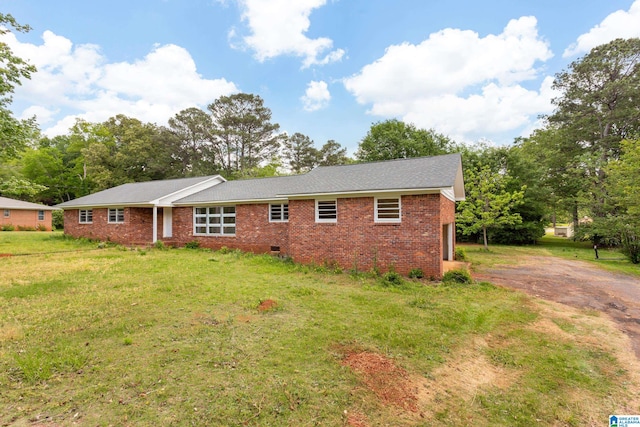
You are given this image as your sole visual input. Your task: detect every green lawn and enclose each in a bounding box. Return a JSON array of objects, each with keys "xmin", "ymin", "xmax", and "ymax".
[
  {"xmin": 462, "ymin": 234, "xmax": 640, "ymax": 277},
  {"xmin": 1, "ymin": 233, "xmax": 638, "ymax": 426}
]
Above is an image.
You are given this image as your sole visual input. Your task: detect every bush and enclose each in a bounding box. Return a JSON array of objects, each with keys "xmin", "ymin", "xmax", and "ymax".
[
  {"xmin": 442, "ymin": 268, "xmax": 473, "ymax": 284},
  {"xmin": 52, "ymin": 210, "xmax": 64, "ymax": 230},
  {"xmin": 1, "ymin": 224, "xmax": 15, "ymax": 231},
  {"xmin": 408, "ymin": 268, "xmax": 424, "ymax": 279},
  {"xmin": 36, "ymin": 224, "xmax": 48, "ymax": 231},
  {"xmin": 454, "ymin": 247, "xmax": 468, "ymax": 262},
  {"xmin": 381, "ymin": 271, "xmax": 404, "ymax": 286},
  {"xmin": 184, "ymin": 240, "xmax": 200, "ymax": 249}
]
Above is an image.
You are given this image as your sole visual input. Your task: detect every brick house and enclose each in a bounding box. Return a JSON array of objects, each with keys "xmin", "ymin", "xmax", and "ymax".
[
  {"xmin": 57, "ymin": 154, "xmax": 465, "ymax": 277},
  {"xmin": 0, "ymin": 196, "xmax": 58, "ymax": 231}
]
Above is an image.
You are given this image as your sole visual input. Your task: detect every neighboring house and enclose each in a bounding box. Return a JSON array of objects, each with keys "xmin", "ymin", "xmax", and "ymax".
[
  {"xmin": 0, "ymin": 196, "xmax": 58, "ymax": 231},
  {"xmin": 57, "ymin": 154, "xmax": 465, "ymax": 277}
]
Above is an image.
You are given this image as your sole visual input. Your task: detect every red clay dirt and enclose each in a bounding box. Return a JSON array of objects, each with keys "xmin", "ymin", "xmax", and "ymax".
[
  {"xmin": 342, "ymin": 351, "xmax": 419, "ymax": 413},
  {"xmin": 473, "ymin": 255, "xmax": 640, "ymax": 358},
  {"xmin": 257, "ymin": 299, "xmax": 278, "ymax": 312}
]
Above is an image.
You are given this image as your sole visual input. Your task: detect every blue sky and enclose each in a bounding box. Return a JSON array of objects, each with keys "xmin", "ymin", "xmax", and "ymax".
[{"xmin": 3, "ymin": 0, "xmax": 640, "ymax": 155}]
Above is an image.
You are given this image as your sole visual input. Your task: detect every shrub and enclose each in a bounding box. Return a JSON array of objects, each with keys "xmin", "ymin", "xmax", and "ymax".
[
  {"xmin": 52, "ymin": 210, "xmax": 64, "ymax": 230},
  {"xmin": 36, "ymin": 223, "xmax": 48, "ymax": 231},
  {"xmin": 442, "ymin": 268, "xmax": 473, "ymax": 284},
  {"xmin": 454, "ymin": 247, "xmax": 468, "ymax": 262},
  {"xmin": 1, "ymin": 224, "xmax": 15, "ymax": 231},
  {"xmin": 153, "ymin": 240, "xmax": 167, "ymax": 250},
  {"xmin": 381, "ymin": 271, "xmax": 404, "ymax": 286},
  {"xmin": 184, "ymin": 240, "xmax": 200, "ymax": 249},
  {"xmin": 408, "ymin": 268, "xmax": 424, "ymax": 279},
  {"xmin": 17, "ymin": 225, "xmax": 36, "ymax": 231}
]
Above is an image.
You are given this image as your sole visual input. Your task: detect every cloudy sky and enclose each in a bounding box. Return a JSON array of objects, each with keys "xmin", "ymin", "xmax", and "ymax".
[{"xmin": 3, "ymin": 0, "xmax": 640, "ymax": 153}]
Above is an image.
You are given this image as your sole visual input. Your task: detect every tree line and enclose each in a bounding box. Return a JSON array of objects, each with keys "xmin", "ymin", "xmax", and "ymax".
[{"xmin": 1, "ymin": 13, "xmax": 639, "ymax": 262}]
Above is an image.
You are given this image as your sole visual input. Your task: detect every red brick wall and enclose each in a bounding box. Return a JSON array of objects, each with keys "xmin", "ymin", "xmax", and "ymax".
[
  {"xmin": 1, "ymin": 209, "xmax": 53, "ymax": 231},
  {"xmin": 165, "ymin": 204, "xmax": 289, "ymax": 253},
  {"xmin": 288, "ymin": 194, "xmax": 445, "ymax": 277},
  {"xmin": 63, "ymin": 195, "xmax": 450, "ymax": 276},
  {"xmin": 64, "ymin": 207, "xmax": 158, "ymax": 245}
]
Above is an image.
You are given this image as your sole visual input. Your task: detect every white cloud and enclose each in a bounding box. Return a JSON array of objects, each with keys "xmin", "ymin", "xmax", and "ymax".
[
  {"xmin": 233, "ymin": 0, "xmax": 344, "ymax": 68},
  {"xmin": 2, "ymin": 30, "xmax": 238, "ymax": 136},
  {"xmin": 564, "ymin": 0, "xmax": 640, "ymax": 57},
  {"xmin": 301, "ymin": 80, "xmax": 330, "ymax": 111},
  {"xmin": 343, "ymin": 16, "xmax": 555, "ymax": 143}
]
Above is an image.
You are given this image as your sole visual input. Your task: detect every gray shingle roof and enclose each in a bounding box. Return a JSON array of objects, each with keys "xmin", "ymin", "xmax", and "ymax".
[
  {"xmin": 284, "ymin": 153, "xmax": 462, "ymax": 196},
  {"xmin": 177, "ymin": 153, "xmax": 464, "ymax": 204},
  {"xmin": 56, "ymin": 175, "xmax": 220, "ymax": 208},
  {"xmin": 57, "ymin": 154, "xmax": 464, "ymax": 208},
  {"xmin": 0, "ymin": 196, "xmax": 59, "ymax": 210},
  {"xmin": 175, "ymin": 175, "xmax": 302, "ymax": 204}
]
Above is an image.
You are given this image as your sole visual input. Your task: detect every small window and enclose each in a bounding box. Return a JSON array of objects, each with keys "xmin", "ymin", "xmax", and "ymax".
[
  {"xmin": 269, "ymin": 203, "xmax": 289, "ymax": 222},
  {"xmin": 108, "ymin": 208, "xmax": 124, "ymax": 224},
  {"xmin": 375, "ymin": 197, "xmax": 401, "ymax": 222},
  {"xmin": 3, "ymin": 209, "xmax": 9, "ymax": 218},
  {"xmin": 38, "ymin": 210, "xmax": 45, "ymax": 221},
  {"xmin": 316, "ymin": 200, "xmax": 337, "ymax": 223},
  {"xmin": 79, "ymin": 209, "xmax": 93, "ymax": 224},
  {"xmin": 194, "ymin": 206, "xmax": 235, "ymax": 236}
]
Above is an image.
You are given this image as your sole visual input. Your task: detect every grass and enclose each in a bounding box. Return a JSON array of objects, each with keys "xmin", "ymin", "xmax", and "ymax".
[
  {"xmin": 463, "ymin": 234, "xmax": 640, "ymax": 277},
  {"xmin": 1, "ymin": 233, "xmax": 639, "ymax": 426}
]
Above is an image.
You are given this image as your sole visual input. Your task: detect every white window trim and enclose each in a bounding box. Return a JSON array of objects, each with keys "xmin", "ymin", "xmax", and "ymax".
[
  {"xmin": 79, "ymin": 209, "xmax": 93, "ymax": 224},
  {"xmin": 3, "ymin": 209, "xmax": 9, "ymax": 218},
  {"xmin": 269, "ymin": 203, "xmax": 289, "ymax": 223},
  {"xmin": 193, "ymin": 206, "xmax": 236, "ymax": 236},
  {"xmin": 37, "ymin": 210, "xmax": 45, "ymax": 221},
  {"xmin": 108, "ymin": 208, "xmax": 125, "ymax": 224},
  {"xmin": 315, "ymin": 199, "xmax": 337, "ymax": 223},
  {"xmin": 375, "ymin": 197, "xmax": 402, "ymax": 223}
]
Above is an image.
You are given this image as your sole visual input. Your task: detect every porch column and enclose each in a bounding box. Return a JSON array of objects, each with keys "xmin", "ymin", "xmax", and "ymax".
[{"xmin": 152, "ymin": 206, "xmax": 158, "ymax": 243}]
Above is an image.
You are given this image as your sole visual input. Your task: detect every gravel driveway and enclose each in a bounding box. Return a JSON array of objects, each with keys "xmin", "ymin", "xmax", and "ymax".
[{"xmin": 473, "ymin": 256, "xmax": 640, "ymax": 358}]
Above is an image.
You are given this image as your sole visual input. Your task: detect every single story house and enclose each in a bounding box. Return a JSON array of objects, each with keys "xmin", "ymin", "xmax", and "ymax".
[
  {"xmin": 0, "ymin": 196, "xmax": 58, "ymax": 231},
  {"xmin": 56, "ymin": 154, "xmax": 465, "ymax": 277}
]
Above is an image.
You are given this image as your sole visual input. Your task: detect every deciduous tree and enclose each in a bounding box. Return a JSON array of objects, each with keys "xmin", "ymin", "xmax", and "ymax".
[{"xmin": 456, "ymin": 165, "xmax": 525, "ymax": 250}]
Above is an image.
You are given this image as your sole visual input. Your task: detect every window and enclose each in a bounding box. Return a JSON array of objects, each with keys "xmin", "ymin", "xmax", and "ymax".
[
  {"xmin": 375, "ymin": 197, "xmax": 401, "ymax": 222},
  {"xmin": 316, "ymin": 200, "xmax": 337, "ymax": 223},
  {"xmin": 37, "ymin": 210, "xmax": 45, "ymax": 221},
  {"xmin": 194, "ymin": 206, "xmax": 236, "ymax": 236},
  {"xmin": 269, "ymin": 203, "xmax": 289, "ymax": 222},
  {"xmin": 3, "ymin": 209, "xmax": 9, "ymax": 218},
  {"xmin": 79, "ymin": 209, "xmax": 93, "ymax": 224},
  {"xmin": 108, "ymin": 208, "xmax": 124, "ymax": 224}
]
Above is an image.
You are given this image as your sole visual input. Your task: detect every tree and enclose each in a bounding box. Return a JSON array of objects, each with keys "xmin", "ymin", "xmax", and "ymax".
[
  {"xmin": 0, "ymin": 13, "xmax": 38, "ymax": 162},
  {"xmin": 547, "ymin": 38, "xmax": 640, "ymax": 224},
  {"xmin": 602, "ymin": 139, "xmax": 640, "ymax": 263},
  {"xmin": 208, "ymin": 93, "xmax": 281, "ymax": 176},
  {"xmin": 165, "ymin": 107, "xmax": 217, "ymax": 176},
  {"xmin": 282, "ymin": 132, "xmax": 318, "ymax": 173},
  {"xmin": 356, "ymin": 119, "xmax": 453, "ymax": 162},
  {"xmin": 318, "ymin": 140, "xmax": 350, "ymax": 166},
  {"xmin": 456, "ymin": 165, "xmax": 525, "ymax": 250}
]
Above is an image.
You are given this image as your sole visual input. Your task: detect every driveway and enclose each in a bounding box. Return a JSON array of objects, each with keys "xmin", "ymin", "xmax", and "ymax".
[{"xmin": 473, "ymin": 256, "xmax": 640, "ymax": 358}]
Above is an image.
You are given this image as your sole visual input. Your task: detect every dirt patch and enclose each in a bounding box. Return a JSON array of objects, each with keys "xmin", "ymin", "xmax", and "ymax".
[
  {"xmin": 345, "ymin": 410, "xmax": 370, "ymax": 427},
  {"xmin": 474, "ymin": 256, "xmax": 640, "ymax": 358},
  {"xmin": 342, "ymin": 351, "xmax": 419, "ymax": 412},
  {"xmin": 339, "ymin": 340, "xmax": 516, "ymax": 421},
  {"xmin": 257, "ymin": 299, "xmax": 278, "ymax": 312}
]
